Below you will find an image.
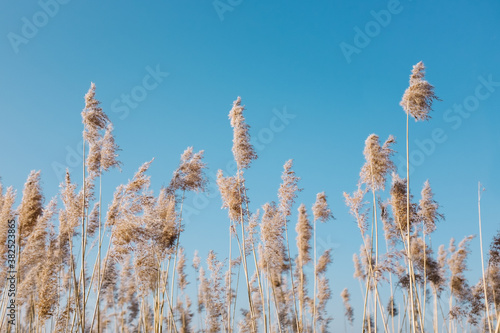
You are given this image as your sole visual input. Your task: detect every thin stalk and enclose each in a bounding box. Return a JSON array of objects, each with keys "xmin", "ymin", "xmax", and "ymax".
[
  {"xmin": 283, "ymin": 220, "xmax": 300, "ymax": 332},
  {"xmin": 243, "ymin": 187, "xmax": 267, "ymax": 333},
  {"xmin": 299, "ymin": 256, "xmax": 304, "ymax": 332},
  {"xmin": 406, "ymin": 107, "xmax": 416, "ymax": 333},
  {"xmin": 81, "ymin": 136, "xmax": 87, "ymax": 333},
  {"xmin": 386, "ymin": 238, "xmax": 395, "ymax": 333},
  {"xmin": 374, "ymin": 284, "xmax": 389, "ymax": 333},
  {"xmin": 448, "ymin": 294, "xmax": 453, "ymax": 333},
  {"xmin": 228, "ymin": 224, "xmax": 232, "ymax": 333},
  {"xmin": 235, "ymin": 174, "xmax": 256, "ymax": 332},
  {"xmin": 170, "ymin": 190, "xmax": 186, "ymax": 329},
  {"xmin": 158, "ymin": 253, "xmax": 173, "ymax": 332},
  {"xmin": 89, "ymin": 232, "xmax": 115, "ymax": 332},
  {"xmin": 97, "ymin": 174, "xmax": 102, "ymax": 333},
  {"xmin": 232, "ymin": 257, "xmax": 241, "ymax": 333},
  {"xmin": 269, "ymin": 270, "xmax": 283, "ymax": 333},
  {"xmin": 251, "ymin": 246, "xmax": 267, "ymax": 333},
  {"xmin": 370, "ymin": 185, "xmax": 379, "ymax": 333},
  {"xmin": 432, "ymin": 287, "xmax": 438, "ymax": 333},
  {"xmin": 68, "ymin": 232, "xmax": 83, "ymax": 331},
  {"xmin": 239, "ymin": 215, "xmax": 256, "ymax": 332},
  {"xmin": 478, "ymin": 182, "xmax": 493, "ymax": 333},
  {"xmin": 362, "ymin": 274, "xmax": 371, "ymax": 333},
  {"xmin": 313, "ymin": 219, "xmax": 317, "ymax": 333},
  {"xmin": 422, "ymin": 232, "xmax": 427, "ymax": 329}
]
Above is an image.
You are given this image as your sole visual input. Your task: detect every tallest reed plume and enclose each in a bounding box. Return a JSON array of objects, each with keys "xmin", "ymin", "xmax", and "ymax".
[
  {"xmin": 400, "ymin": 61, "xmax": 439, "ymax": 333},
  {"xmin": 400, "ymin": 61, "xmax": 439, "ymax": 121}
]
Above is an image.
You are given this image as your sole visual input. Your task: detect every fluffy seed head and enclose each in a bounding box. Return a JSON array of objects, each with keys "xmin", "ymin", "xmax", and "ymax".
[
  {"xmin": 18, "ymin": 170, "xmax": 44, "ymax": 246},
  {"xmin": 100, "ymin": 123, "xmax": 121, "ymax": 172},
  {"xmin": 278, "ymin": 159, "xmax": 301, "ymax": 218},
  {"xmin": 296, "ymin": 204, "xmax": 312, "ymax": 265},
  {"xmin": 216, "ymin": 170, "xmax": 245, "ymax": 222},
  {"xmin": 418, "ymin": 180, "xmax": 444, "ymax": 234},
  {"xmin": 344, "ymin": 186, "xmax": 368, "ymax": 234},
  {"xmin": 360, "ymin": 134, "xmax": 396, "ymax": 191},
  {"xmin": 316, "ymin": 249, "xmax": 332, "ymax": 275},
  {"xmin": 169, "ymin": 147, "xmax": 208, "ymax": 194},
  {"xmin": 389, "ymin": 173, "xmax": 418, "ymax": 233},
  {"xmin": 400, "ymin": 61, "xmax": 440, "ymax": 121},
  {"xmin": 312, "ymin": 192, "xmax": 334, "ymax": 223},
  {"xmin": 341, "ymin": 288, "xmax": 354, "ymax": 325},
  {"xmin": 228, "ymin": 97, "xmax": 257, "ymax": 170},
  {"xmin": 82, "ymin": 83, "xmax": 109, "ymax": 143}
]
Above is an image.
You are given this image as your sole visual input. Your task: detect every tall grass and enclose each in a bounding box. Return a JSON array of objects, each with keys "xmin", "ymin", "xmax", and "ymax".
[{"xmin": 0, "ymin": 64, "xmax": 498, "ymax": 332}]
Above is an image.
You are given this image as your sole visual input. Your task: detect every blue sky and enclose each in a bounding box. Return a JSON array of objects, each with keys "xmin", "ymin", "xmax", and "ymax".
[{"xmin": 1, "ymin": 0, "xmax": 499, "ymax": 330}]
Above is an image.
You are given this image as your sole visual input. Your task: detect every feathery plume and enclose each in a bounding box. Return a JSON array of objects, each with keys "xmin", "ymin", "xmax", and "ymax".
[
  {"xmin": 260, "ymin": 202, "xmax": 287, "ymax": 282},
  {"xmin": 448, "ymin": 235, "xmax": 475, "ymax": 302},
  {"xmin": 134, "ymin": 241, "xmax": 158, "ymax": 297},
  {"xmin": 205, "ymin": 251, "xmax": 225, "ymax": 333},
  {"xmin": 82, "ymin": 82, "xmax": 109, "ymax": 143},
  {"xmin": 18, "ymin": 198, "xmax": 57, "ymax": 304},
  {"xmin": 278, "ymin": 159, "xmax": 301, "ymax": 218},
  {"xmin": 87, "ymin": 140, "xmax": 102, "ymax": 178},
  {"xmin": 198, "ymin": 266, "xmax": 207, "ymax": 314},
  {"xmin": 410, "ymin": 238, "xmax": 444, "ymax": 289},
  {"xmin": 86, "ymin": 202, "xmax": 100, "ymax": 238},
  {"xmin": 360, "ymin": 134, "xmax": 396, "ymax": 191},
  {"xmin": 36, "ymin": 236, "xmax": 60, "ymax": 321},
  {"xmin": 489, "ymin": 229, "xmax": 500, "ymax": 266},
  {"xmin": 316, "ymin": 276, "xmax": 332, "ymax": 332},
  {"xmin": 216, "ymin": 170, "xmax": 246, "ymax": 222},
  {"xmin": 312, "ymin": 192, "xmax": 334, "ymax": 223},
  {"xmin": 341, "ymin": 288, "xmax": 354, "ymax": 325},
  {"xmin": 193, "ymin": 250, "xmax": 201, "ymax": 271},
  {"xmin": 344, "ymin": 186, "xmax": 369, "ymax": 234},
  {"xmin": 386, "ymin": 296, "xmax": 398, "ymax": 317},
  {"xmin": 155, "ymin": 189, "xmax": 178, "ymax": 254},
  {"xmin": 57, "ymin": 171, "xmax": 83, "ymax": 265},
  {"xmin": 353, "ymin": 253, "xmax": 366, "ymax": 281},
  {"xmin": 316, "ymin": 249, "xmax": 332, "ymax": 275},
  {"xmin": 18, "ymin": 170, "xmax": 44, "ymax": 248},
  {"xmin": 100, "ymin": 123, "xmax": 121, "ymax": 172},
  {"xmin": 389, "ymin": 172, "xmax": 418, "ymax": 233},
  {"xmin": 380, "ymin": 198, "xmax": 399, "ymax": 245},
  {"xmin": 108, "ymin": 160, "xmax": 154, "ymax": 259},
  {"xmin": 246, "ymin": 209, "xmax": 260, "ymax": 248},
  {"xmin": 296, "ymin": 204, "xmax": 312, "ymax": 265},
  {"xmin": 228, "ymin": 97, "xmax": 257, "ymax": 170},
  {"xmin": 177, "ymin": 247, "xmax": 188, "ymax": 291},
  {"xmin": 82, "ymin": 83, "xmax": 113, "ymax": 180},
  {"xmin": 400, "ymin": 61, "xmax": 440, "ymax": 121},
  {"xmin": 168, "ymin": 147, "xmax": 208, "ymax": 194},
  {"xmin": 418, "ymin": 180, "xmax": 444, "ymax": 234},
  {"xmin": 99, "ymin": 253, "xmax": 118, "ymax": 296}
]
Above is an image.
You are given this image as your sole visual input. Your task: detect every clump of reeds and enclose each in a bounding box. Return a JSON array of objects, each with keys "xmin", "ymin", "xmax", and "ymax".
[{"xmin": 1, "ymin": 63, "xmax": 496, "ymax": 333}]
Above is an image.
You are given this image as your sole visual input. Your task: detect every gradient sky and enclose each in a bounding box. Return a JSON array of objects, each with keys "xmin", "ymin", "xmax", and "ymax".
[{"xmin": 1, "ymin": 0, "xmax": 499, "ymax": 330}]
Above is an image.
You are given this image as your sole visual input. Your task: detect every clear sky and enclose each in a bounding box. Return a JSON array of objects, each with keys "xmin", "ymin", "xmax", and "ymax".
[{"xmin": 1, "ymin": 0, "xmax": 499, "ymax": 330}]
